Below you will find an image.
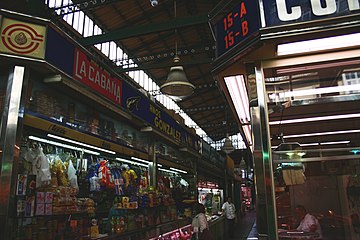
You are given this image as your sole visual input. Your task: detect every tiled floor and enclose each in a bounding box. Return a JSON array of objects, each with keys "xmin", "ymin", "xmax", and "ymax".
[{"xmin": 229, "ymin": 210, "xmax": 257, "ymax": 240}]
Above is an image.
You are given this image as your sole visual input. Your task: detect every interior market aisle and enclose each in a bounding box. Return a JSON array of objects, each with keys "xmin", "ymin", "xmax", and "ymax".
[{"xmin": 230, "ymin": 210, "xmax": 257, "ymax": 240}]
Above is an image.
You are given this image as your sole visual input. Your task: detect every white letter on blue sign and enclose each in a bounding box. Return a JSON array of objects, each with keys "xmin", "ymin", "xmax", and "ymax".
[
  {"xmin": 310, "ymin": 0, "xmax": 336, "ymax": 16},
  {"xmin": 348, "ymin": 0, "xmax": 360, "ymax": 11},
  {"xmin": 276, "ymin": 0, "xmax": 301, "ymax": 21}
]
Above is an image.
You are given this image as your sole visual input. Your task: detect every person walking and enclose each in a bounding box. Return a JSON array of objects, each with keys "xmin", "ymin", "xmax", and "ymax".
[{"xmin": 222, "ymin": 197, "xmax": 236, "ymax": 238}]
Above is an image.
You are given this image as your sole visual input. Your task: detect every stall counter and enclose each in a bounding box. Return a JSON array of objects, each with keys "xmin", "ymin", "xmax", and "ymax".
[{"xmin": 208, "ymin": 215, "xmax": 225, "ymax": 240}]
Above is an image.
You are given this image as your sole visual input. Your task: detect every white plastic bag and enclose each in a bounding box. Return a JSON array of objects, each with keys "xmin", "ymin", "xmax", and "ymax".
[
  {"xmin": 68, "ymin": 160, "xmax": 79, "ymax": 190},
  {"xmin": 35, "ymin": 145, "xmax": 51, "ymax": 187}
]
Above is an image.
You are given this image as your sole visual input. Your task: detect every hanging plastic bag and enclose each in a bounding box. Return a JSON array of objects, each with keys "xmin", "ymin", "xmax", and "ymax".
[
  {"xmin": 35, "ymin": 145, "xmax": 51, "ymax": 187},
  {"xmin": 68, "ymin": 160, "xmax": 79, "ymax": 191}
]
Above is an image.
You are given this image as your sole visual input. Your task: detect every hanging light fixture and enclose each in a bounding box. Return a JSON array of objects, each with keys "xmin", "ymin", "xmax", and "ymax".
[
  {"xmin": 222, "ymin": 133, "xmax": 235, "ymax": 154},
  {"xmin": 222, "ymin": 106, "xmax": 235, "ymax": 154},
  {"xmin": 160, "ymin": 0, "xmax": 195, "ymax": 98}
]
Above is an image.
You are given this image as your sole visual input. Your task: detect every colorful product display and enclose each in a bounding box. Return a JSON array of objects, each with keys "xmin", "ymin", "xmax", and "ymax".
[{"xmin": 14, "ymin": 134, "xmax": 190, "ymax": 240}]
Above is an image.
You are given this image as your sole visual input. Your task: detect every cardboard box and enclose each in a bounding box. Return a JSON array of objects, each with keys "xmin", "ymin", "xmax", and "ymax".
[
  {"xmin": 45, "ymin": 204, "xmax": 52, "ymax": 215},
  {"xmin": 45, "ymin": 192, "xmax": 54, "ymax": 204},
  {"xmin": 36, "ymin": 192, "xmax": 45, "ymax": 203},
  {"xmin": 36, "ymin": 203, "xmax": 45, "ymax": 216}
]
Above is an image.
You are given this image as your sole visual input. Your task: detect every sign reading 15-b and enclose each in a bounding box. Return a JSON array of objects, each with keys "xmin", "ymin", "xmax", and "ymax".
[{"xmin": 214, "ymin": 0, "xmax": 260, "ymax": 57}]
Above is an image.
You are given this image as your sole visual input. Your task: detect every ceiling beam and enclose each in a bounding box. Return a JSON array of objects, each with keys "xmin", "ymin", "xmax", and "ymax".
[
  {"xmin": 80, "ymin": 14, "xmax": 209, "ymax": 46},
  {"xmin": 116, "ymin": 57, "xmax": 213, "ymax": 72},
  {"xmin": 183, "ymin": 105, "xmax": 225, "ymax": 113}
]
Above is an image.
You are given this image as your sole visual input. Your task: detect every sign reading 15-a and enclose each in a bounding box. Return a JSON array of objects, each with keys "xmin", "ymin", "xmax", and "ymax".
[
  {"xmin": 214, "ymin": 0, "xmax": 259, "ymax": 57},
  {"xmin": 223, "ymin": 2, "xmax": 249, "ymax": 49}
]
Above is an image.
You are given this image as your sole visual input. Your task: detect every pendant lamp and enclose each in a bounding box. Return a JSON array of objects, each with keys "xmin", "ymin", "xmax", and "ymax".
[
  {"xmin": 160, "ymin": 0, "xmax": 195, "ymax": 98},
  {"xmin": 222, "ymin": 133, "xmax": 235, "ymax": 154},
  {"xmin": 222, "ymin": 106, "xmax": 235, "ymax": 154},
  {"xmin": 160, "ymin": 56, "xmax": 195, "ymax": 97}
]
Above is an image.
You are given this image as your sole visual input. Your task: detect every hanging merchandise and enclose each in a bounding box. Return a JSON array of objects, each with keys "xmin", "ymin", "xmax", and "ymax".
[
  {"xmin": 22, "ymin": 143, "xmax": 52, "ymax": 187},
  {"xmin": 121, "ymin": 164, "xmax": 138, "ymax": 195},
  {"xmin": 98, "ymin": 159, "xmax": 114, "ymax": 189},
  {"xmin": 180, "ymin": 178, "xmax": 189, "ymax": 187},
  {"xmin": 111, "ymin": 167, "xmax": 125, "ymax": 196},
  {"xmin": 139, "ymin": 170, "xmax": 149, "ymax": 193},
  {"xmin": 158, "ymin": 176, "xmax": 166, "ymax": 192},
  {"xmin": 87, "ymin": 162, "xmax": 101, "ymax": 192},
  {"xmin": 52, "ymin": 156, "xmax": 69, "ymax": 187},
  {"xmin": 68, "ymin": 160, "xmax": 79, "ymax": 191}
]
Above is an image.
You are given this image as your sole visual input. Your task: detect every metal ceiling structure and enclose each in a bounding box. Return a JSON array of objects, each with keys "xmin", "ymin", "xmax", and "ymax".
[{"xmin": 53, "ymin": 0, "xmax": 241, "ymax": 143}]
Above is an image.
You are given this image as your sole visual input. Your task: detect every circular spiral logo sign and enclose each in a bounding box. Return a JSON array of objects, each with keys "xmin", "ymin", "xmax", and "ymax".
[{"xmin": 1, "ymin": 23, "xmax": 44, "ymax": 54}]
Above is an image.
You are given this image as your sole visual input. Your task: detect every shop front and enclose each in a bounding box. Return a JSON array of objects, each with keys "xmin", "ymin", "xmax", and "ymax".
[{"xmin": 210, "ymin": 0, "xmax": 360, "ymax": 239}]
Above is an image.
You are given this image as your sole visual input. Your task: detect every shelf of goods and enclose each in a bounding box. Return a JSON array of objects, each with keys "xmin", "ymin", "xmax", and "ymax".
[{"xmin": 14, "ymin": 127, "xmax": 193, "ymax": 240}]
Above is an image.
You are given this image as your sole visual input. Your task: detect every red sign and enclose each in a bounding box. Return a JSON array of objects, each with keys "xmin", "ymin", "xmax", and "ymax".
[
  {"xmin": 197, "ymin": 181, "xmax": 219, "ymax": 189},
  {"xmin": 74, "ymin": 48, "xmax": 122, "ymax": 105}
]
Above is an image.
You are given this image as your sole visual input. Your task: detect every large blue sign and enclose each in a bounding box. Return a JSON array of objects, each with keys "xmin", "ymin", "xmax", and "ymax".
[
  {"xmin": 214, "ymin": 0, "xmax": 260, "ymax": 57},
  {"xmin": 122, "ymin": 82, "xmax": 201, "ymax": 151},
  {"xmin": 263, "ymin": 0, "xmax": 360, "ymax": 27}
]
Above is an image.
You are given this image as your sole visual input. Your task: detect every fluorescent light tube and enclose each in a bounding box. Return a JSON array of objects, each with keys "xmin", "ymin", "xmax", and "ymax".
[
  {"xmin": 28, "ymin": 136, "xmax": 100, "ymax": 155},
  {"xmin": 170, "ymin": 167, "xmax": 187, "ymax": 174},
  {"xmin": 283, "ymin": 129, "xmax": 360, "ymax": 138},
  {"xmin": 131, "ymin": 156, "xmax": 150, "ymax": 164},
  {"xmin": 273, "ymin": 140, "xmax": 350, "ymax": 148},
  {"xmin": 299, "ymin": 143, "xmax": 319, "ymax": 147},
  {"xmin": 224, "ymin": 75, "xmax": 251, "ymax": 124},
  {"xmin": 159, "ymin": 168, "xmax": 179, "ymax": 174},
  {"xmin": 47, "ymin": 134, "xmax": 116, "ymax": 154},
  {"xmin": 270, "ymin": 113, "xmax": 360, "ymax": 125},
  {"xmin": 277, "ymin": 84, "xmax": 360, "ymax": 99},
  {"xmin": 242, "ymin": 125, "xmax": 252, "ymax": 146},
  {"xmin": 277, "ymin": 33, "xmax": 360, "ymax": 56},
  {"xmin": 115, "ymin": 157, "xmax": 149, "ymax": 168},
  {"xmin": 320, "ymin": 140, "xmax": 350, "ymax": 145}
]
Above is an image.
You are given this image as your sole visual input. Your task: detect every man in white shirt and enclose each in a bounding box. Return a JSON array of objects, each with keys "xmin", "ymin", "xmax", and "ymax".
[
  {"xmin": 222, "ymin": 197, "xmax": 236, "ymax": 237},
  {"xmin": 295, "ymin": 205, "xmax": 323, "ymax": 239}
]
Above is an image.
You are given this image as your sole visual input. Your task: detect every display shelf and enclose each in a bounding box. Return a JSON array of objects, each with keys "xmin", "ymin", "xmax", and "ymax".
[
  {"xmin": 17, "ymin": 211, "xmax": 92, "ymax": 219},
  {"xmin": 81, "ymin": 219, "xmax": 182, "ymax": 240}
]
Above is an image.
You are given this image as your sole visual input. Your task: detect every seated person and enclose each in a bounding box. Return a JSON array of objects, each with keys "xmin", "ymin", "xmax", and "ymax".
[{"xmin": 295, "ymin": 205, "xmax": 323, "ymax": 239}]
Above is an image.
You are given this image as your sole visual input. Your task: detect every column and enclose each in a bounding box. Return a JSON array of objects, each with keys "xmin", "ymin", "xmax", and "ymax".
[
  {"xmin": 0, "ymin": 66, "xmax": 27, "ymax": 239},
  {"xmin": 247, "ymin": 63, "xmax": 278, "ymax": 239}
]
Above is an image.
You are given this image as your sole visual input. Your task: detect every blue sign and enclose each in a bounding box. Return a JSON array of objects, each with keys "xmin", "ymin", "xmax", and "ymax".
[
  {"xmin": 45, "ymin": 26, "xmax": 75, "ymax": 76},
  {"xmin": 214, "ymin": 0, "xmax": 260, "ymax": 57},
  {"xmin": 122, "ymin": 82, "xmax": 201, "ymax": 151},
  {"xmin": 263, "ymin": 0, "xmax": 360, "ymax": 27}
]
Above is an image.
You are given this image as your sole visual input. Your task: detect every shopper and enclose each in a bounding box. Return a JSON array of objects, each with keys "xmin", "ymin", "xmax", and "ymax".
[
  {"xmin": 191, "ymin": 203, "xmax": 212, "ymax": 240},
  {"xmin": 222, "ymin": 197, "xmax": 236, "ymax": 238},
  {"xmin": 295, "ymin": 205, "xmax": 323, "ymax": 239}
]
